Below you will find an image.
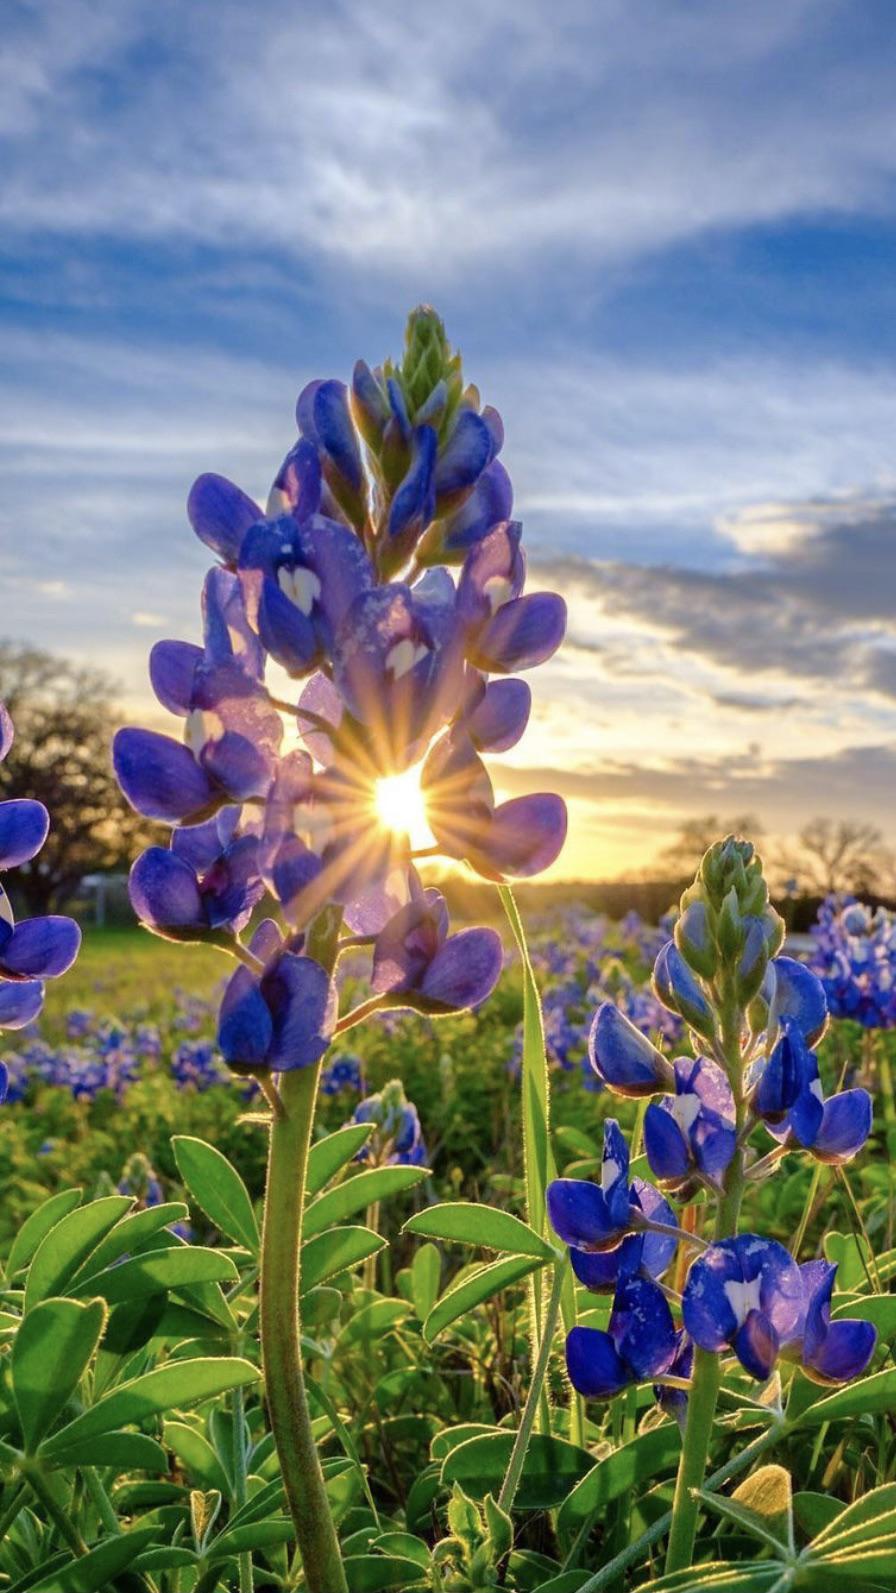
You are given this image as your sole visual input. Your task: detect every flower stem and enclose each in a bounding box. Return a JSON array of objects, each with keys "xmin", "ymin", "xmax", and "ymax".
[
  {"xmin": 259, "ymin": 1061, "xmax": 347, "ymax": 1593},
  {"xmin": 497, "ymin": 1261, "xmax": 565, "ymax": 1514},
  {"xmin": 665, "ymin": 986, "xmax": 747, "ymax": 1576}
]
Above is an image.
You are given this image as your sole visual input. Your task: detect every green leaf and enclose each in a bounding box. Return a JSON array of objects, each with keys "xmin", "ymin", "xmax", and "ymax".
[
  {"xmin": 808, "ymin": 1483, "xmax": 896, "ymax": 1553},
  {"xmin": 442, "ymin": 1431, "xmax": 593, "ymax": 1510},
  {"xmin": 66, "ymin": 1203, "xmax": 188, "ymax": 1285},
  {"xmin": 823, "ymin": 1230, "xmax": 875, "ymax": 1293},
  {"xmin": 557, "ymin": 1425, "xmax": 681, "ymax": 1535},
  {"xmin": 45, "ymin": 1430, "xmax": 168, "ymax": 1472},
  {"xmin": 72, "ymin": 1245, "xmax": 239, "ymax": 1304},
  {"xmin": 164, "ymin": 1420, "xmax": 229, "ymax": 1493},
  {"xmin": 336, "ymin": 1297, "xmax": 412, "ymax": 1349},
  {"xmin": 301, "ymin": 1226, "xmax": 386, "ymax": 1291},
  {"xmin": 7, "ymin": 1189, "xmax": 82, "ymax": 1276},
  {"xmin": 208, "ymin": 1520, "xmax": 296, "ymax": 1560},
  {"xmin": 344, "ymin": 1556, "xmax": 429, "ymax": 1592},
  {"xmin": 40, "ymin": 1357, "xmax": 260, "ymax": 1458},
  {"xmin": 172, "ymin": 1135, "xmax": 260, "ymax": 1256},
  {"xmin": 499, "ymin": 886, "xmax": 552, "ymax": 1246},
  {"xmin": 306, "ymin": 1124, "xmax": 374, "ymax": 1196},
  {"xmin": 423, "ymin": 1255, "xmax": 541, "ymax": 1343},
  {"xmin": 431, "ymin": 1424, "xmax": 502, "ymax": 1462},
  {"xmin": 306, "ymin": 1165, "xmax": 427, "ymax": 1237},
  {"xmin": 698, "ymin": 1467, "xmax": 793, "ymax": 1558},
  {"xmin": 24, "ymin": 1196, "xmax": 132, "ymax": 1310},
  {"xmin": 370, "ymin": 1532, "xmax": 430, "ymax": 1568},
  {"xmin": 793, "ymin": 1492, "xmax": 844, "ymax": 1539},
  {"xmin": 795, "ymin": 1368, "xmax": 896, "ymax": 1427},
  {"xmin": 411, "ymin": 1242, "xmax": 440, "ymax": 1321},
  {"xmin": 12, "ymin": 1297, "xmax": 107, "ymax": 1453},
  {"xmin": 635, "ymin": 1564, "xmax": 787, "ymax": 1592},
  {"xmin": 24, "ymin": 1529, "xmax": 157, "ymax": 1592},
  {"xmin": 832, "ymin": 1292, "xmax": 896, "ymax": 1337},
  {"xmin": 403, "ymin": 1201, "xmax": 554, "ymax": 1259}
]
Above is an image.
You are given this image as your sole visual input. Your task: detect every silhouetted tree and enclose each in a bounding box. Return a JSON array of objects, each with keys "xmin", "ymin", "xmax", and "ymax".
[
  {"xmin": 776, "ymin": 817, "xmax": 887, "ymax": 897},
  {"xmin": 0, "ymin": 642, "xmax": 156, "ymax": 913}
]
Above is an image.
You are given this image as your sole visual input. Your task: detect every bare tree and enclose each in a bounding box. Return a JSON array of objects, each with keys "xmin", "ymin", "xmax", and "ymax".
[
  {"xmin": 776, "ymin": 817, "xmax": 886, "ymax": 896},
  {"xmin": 0, "ymin": 642, "xmax": 157, "ymax": 913}
]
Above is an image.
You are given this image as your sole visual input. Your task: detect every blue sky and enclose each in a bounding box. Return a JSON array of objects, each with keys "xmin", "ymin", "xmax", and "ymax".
[{"xmin": 4, "ymin": 0, "xmax": 896, "ymax": 876}]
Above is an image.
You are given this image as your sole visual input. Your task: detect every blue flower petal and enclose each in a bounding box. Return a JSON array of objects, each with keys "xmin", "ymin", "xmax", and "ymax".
[
  {"xmin": 631, "ymin": 1179, "xmax": 679, "ymax": 1279},
  {"xmin": 0, "ymin": 703, "xmax": 12, "ymax": 762},
  {"xmin": 0, "ymin": 800, "xmax": 49, "ymax": 869},
  {"xmin": 478, "ymin": 794, "xmax": 567, "ymax": 878},
  {"xmin": 188, "ymin": 473, "xmax": 262, "ymax": 564},
  {"xmin": 812, "ymin": 1089, "xmax": 872, "ymax": 1164},
  {"xmin": 463, "ymin": 678, "xmax": 531, "ymax": 753},
  {"xmin": 611, "ymin": 1277, "xmax": 679, "ymax": 1381},
  {"xmin": 420, "ymin": 928, "xmax": 503, "ymax": 1011},
  {"xmin": 218, "ymin": 966, "xmax": 274, "ymax": 1069},
  {"xmin": 149, "ymin": 640, "xmax": 203, "ymax": 715},
  {"xmin": 565, "ymin": 1325, "xmax": 629, "ymax": 1399},
  {"xmin": 129, "ymin": 847, "xmax": 204, "ymax": 930},
  {"xmin": 770, "ymin": 957, "xmax": 828, "ymax": 1046},
  {"xmin": 0, "ymin": 979, "xmax": 44, "ymax": 1029},
  {"xmin": 734, "ymin": 1309, "xmax": 779, "ymax": 1380},
  {"xmin": 442, "ymin": 461, "xmax": 513, "ymax": 553},
  {"xmin": 547, "ymin": 1179, "xmax": 616, "ymax": 1248},
  {"xmin": 644, "ymin": 1103, "xmax": 690, "ymax": 1184},
  {"xmin": 114, "ymin": 728, "xmax": 217, "ymax": 824},
  {"xmin": 589, "ymin": 1002, "xmax": 673, "ymax": 1097},
  {"xmin": 433, "ymin": 409, "xmax": 495, "ymax": 500},
  {"xmin": 807, "ymin": 1318, "xmax": 877, "ymax": 1384},
  {"xmin": 469, "ymin": 592, "xmax": 567, "ymax": 674},
  {"xmin": 0, "ymin": 917, "xmax": 81, "ymax": 979},
  {"xmin": 261, "ymin": 953, "xmax": 336, "ymax": 1072}
]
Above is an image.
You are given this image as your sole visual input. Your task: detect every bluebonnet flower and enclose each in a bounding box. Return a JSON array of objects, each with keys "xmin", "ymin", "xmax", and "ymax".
[
  {"xmin": 548, "ymin": 1120, "xmax": 679, "ymax": 1267},
  {"xmin": 116, "ymin": 308, "xmax": 567, "ymax": 1086},
  {"xmin": 370, "ymin": 881, "xmax": 502, "ymax": 1015},
  {"xmin": 809, "ymin": 894, "xmax": 896, "ymax": 1029},
  {"xmin": 683, "ymin": 1235, "xmax": 804, "ymax": 1381},
  {"xmin": 0, "ymin": 701, "xmax": 80, "ymax": 1029},
  {"xmin": 644, "ymin": 1056, "xmax": 737, "ymax": 1193},
  {"xmin": 218, "ymin": 920, "xmax": 337, "ymax": 1076},
  {"xmin": 128, "ymin": 808, "xmax": 264, "ymax": 942},
  {"xmin": 755, "ymin": 1022, "xmax": 871, "ymax": 1165},
  {"xmin": 320, "ymin": 1053, "xmax": 363, "ymax": 1096},
  {"xmin": 170, "ymin": 1040, "xmax": 229, "ymax": 1091},
  {"xmin": 351, "ymin": 1079, "xmax": 427, "ymax": 1166},
  {"xmin": 779, "ymin": 1261, "xmax": 876, "ymax": 1385},
  {"xmin": 565, "ymin": 1277, "xmax": 680, "ymax": 1400},
  {"xmin": 588, "ymin": 1003, "xmax": 674, "ymax": 1097}
]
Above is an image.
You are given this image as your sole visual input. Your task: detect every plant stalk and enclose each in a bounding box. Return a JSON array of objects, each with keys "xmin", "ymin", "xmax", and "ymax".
[
  {"xmin": 497, "ymin": 1260, "xmax": 565, "ymax": 1513},
  {"xmin": 259, "ymin": 1060, "xmax": 347, "ymax": 1593}
]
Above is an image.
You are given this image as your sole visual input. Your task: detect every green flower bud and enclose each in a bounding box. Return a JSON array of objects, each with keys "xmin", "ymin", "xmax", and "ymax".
[
  {"xmin": 717, "ymin": 885, "xmax": 745, "ymax": 963},
  {"xmin": 675, "ymin": 900, "xmax": 717, "ymax": 980},
  {"xmin": 400, "ymin": 305, "xmax": 464, "ymax": 425}
]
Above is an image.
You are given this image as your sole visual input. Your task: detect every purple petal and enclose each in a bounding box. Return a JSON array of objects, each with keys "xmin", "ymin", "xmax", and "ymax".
[
  {"xmin": 172, "ymin": 809, "xmax": 239, "ymax": 873},
  {"xmin": 188, "ymin": 473, "xmax": 262, "ymax": 564},
  {"xmin": 442, "ymin": 461, "xmax": 514, "ymax": 554},
  {"xmin": 434, "ymin": 409, "xmax": 495, "ymax": 499},
  {"xmin": 734, "ymin": 1310, "xmax": 779, "ymax": 1380},
  {"xmin": 149, "ymin": 640, "xmax": 202, "ymax": 716},
  {"xmin": 129, "ymin": 848, "xmax": 204, "ymax": 930},
  {"xmin": 547, "ymin": 1179, "xmax": 617, "ymax": 1249},
  {"xmin": 464, "ymin": 678, "xmax": 531, "ymax": 753},
  {"xmin": 218, "ymin": 965, "xmax": 274, "ymax": 1069},
  {"xmin": 300, "ymin": 379, "xmax": 364, "ymax": 492},
  {"xmin": 0, "ymin": 800, "xmax": 49, "ymax": 869},
  {"xmin": 807, "ymin": 1318, "xmax": 876, "ymax": 1384},
  {"xmin": 644, "ymin": 1103, "xmax": 690, "ymax": 1184},
  {"xmin": 653, "ymin": 941, "xmax": 715, "ymax": 1039},
  {"xmin": 0, "ymin": 979, "xmax": 44, "ymax": 1029},
  {"xmin": 469, "ymin": 592, "xmax": 567, "ymax": 673},
  {"xmin": 611, "ymin": 1277, "xmax": 679, "ymax": 1381},
  {"xmin": 565, "ymin": 1325, "xmax": 629, "ymax": 1399},
  {"xmin": 0, "ymin": 917, "xmax": 81, "ymax": 979},
  {"xmin": 589, "ymin": 1003, "xmax": 674, "ymax": 1097},
  {"xmin": 632, "ymin": 1180, "xmax": 679, "ymax": 1279},
  {"xmin": 482, "ymin": 794, "xmax": 567, "ymax": 877},
  {"xmin": 770, "ymin": 957, "xmax": 828, "ymax": 1046},
  {"xmin": 371, "ymin": 896, "xmax": 446, "ymax": 994},
  {"xmin": 261, "ymin": 953, "xmax": 337, "ymax": 1071},
  {"xmin": 420, "ymin": 927, "xmax": 503, "ymax": 1010},
  {"xmin": 682, "ymin": 1243, "xmax": 741, "ymax": 1351},
  {"xmin": 114, "ymin": 728, "xmax": 217, "ymax": 824},
  {"xmin": 388, "ymin": 426, "xmax": 437, "ymax": 542},
  {"xmin": 812, "ymin": 1089, "xmax": 873, "ymax": 1164},
  {"xmin": 0, "ymin": 703, "xmax": 12, "ymax": 762},
  {"xmin": 571, "ymin": 1242, "xmax": 632, "ymax": 1293},
  {"xmin": 756, "ymin": 1026, "xmax": 808, "ymax": 1123}
]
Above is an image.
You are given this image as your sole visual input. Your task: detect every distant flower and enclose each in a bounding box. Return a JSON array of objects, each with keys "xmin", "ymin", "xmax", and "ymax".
[{"xmin": 352, "ymin": 1078, "xmax": 427, "ymax": 1166}]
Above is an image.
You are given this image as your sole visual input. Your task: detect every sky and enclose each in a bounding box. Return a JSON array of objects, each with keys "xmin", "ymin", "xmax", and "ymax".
[{"xmin": 4, "ymin": 0, "xmax": 896, "ymax": 879}]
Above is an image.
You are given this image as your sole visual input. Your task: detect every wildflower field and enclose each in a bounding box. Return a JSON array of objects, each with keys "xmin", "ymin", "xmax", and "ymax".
[{"xmin": 2, "ymin": 309, "xmax": 896, "ymax": 1593}]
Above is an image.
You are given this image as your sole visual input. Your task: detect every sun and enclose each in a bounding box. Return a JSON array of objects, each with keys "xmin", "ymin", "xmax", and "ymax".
[{"xmin": 374, "ymin": 764, "xmax": 434, "ymax": 850}]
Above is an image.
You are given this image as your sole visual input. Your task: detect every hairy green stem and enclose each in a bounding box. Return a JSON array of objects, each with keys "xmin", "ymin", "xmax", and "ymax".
[
  {"xmin": 231, "ymin": 1380, "xmax": 253, "ymax": 1593},
  {"xmin": 665, "ymin": 986, "xmax": 747, "ymax": 1576},
  {"xmin": 497, "ymin": 1261, "xmax": 565, "ymax": 1513},
  {"xmin": 259, "ymin": 1061, "xmax": 347, "ymax": 1593}
]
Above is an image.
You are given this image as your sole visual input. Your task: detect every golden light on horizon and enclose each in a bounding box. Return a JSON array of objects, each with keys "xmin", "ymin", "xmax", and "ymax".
[{"xmin": 374, "ymin": 764, "xmax": 434, "ymax": 851}]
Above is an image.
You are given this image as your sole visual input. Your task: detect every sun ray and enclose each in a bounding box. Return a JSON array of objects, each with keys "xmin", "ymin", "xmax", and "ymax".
[{"xmin": 374, "ymin": 764, "xmax": 433, "ymax": 850}]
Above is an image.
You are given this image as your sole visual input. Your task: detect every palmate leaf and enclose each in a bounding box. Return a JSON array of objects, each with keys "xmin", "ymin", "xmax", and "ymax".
[
  {"xmin": 403, "ymin": 1200, "xmax": 554, "ymax": 1259},
  {"xmin": 7, "ymin": 1189, "xmax": 82, "ymax": 1276},
  {"xmin": 172, "ymin": 1135, "xmax": 260, "ymax": 1256},
  {"xmin": 12, "ymin": 1296, "xmax": 107, "ymax": 1453},
  {"xmin": 441, "ymin": 1431, "xmax": 593, "ymax": 1510},
  {"xmin": 557, "ymin": 1425, "xmax": 682, "ymax": 1536},
  {"xmin": 24, "ymin": 1196, "xmax": 132, "ymax": 1310},
  {"xmin": 306, "ymin": 1123, "xmax": 374, "ymax": 1196},
  {"xmin": 422, "ymin": 1254, "xmax": 543, "ymax": 1343},
  {"xmin": 39, "ymin": 1357, "xmax": 260, "ymax": 1459},
  {"xmin": 305, "ymin": 1164, "xmax": 427, "ymax": 1237}
]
